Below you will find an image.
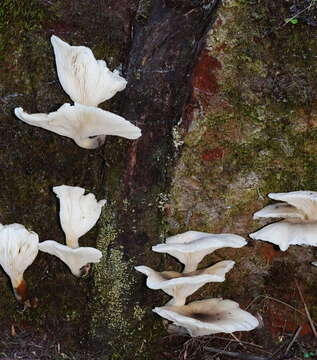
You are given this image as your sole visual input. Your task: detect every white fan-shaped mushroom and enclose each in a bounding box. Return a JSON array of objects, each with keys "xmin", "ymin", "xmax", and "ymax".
[
  {"xmin": 14, "ymin": 103, "xmax": 141, "ymax": 149},
  {"xmin": 53, "ymin": 185, "xmax": 106, "ymax": 248},
  {"xmin": 152, "ymin": 231, "xmax": 246, "ymax": 272},
  {"xmin": 253, "ymin": 203, "xmax": 305, "ymax": 221},
  {"xmin": 51, "ymin": 35, "xmax": 127, "ymax": 106},
  {"xmin": 39, "ymin": 240, "xmax": 102, "ymax": 277},
  {"xmin": 153, "ymin": 298, "xmax": 259, "ymax": 337},
  {"xmin": 268, "ymin": 191, "xmax": 317, "ymax": 222},
  {"xmin": 250, "ymin": 221, "xmax": 317, "ymax": 251},
  {"xmin": 251, "ymin": 191, "xmax": 317, "ymax": 251},
  {"xmin": 0, "ymin": 223, "xmax": 39, "ymax": 302},
  {"xmin": 135, "ymin": 261, "xmax": 235, "ymax": 306}
]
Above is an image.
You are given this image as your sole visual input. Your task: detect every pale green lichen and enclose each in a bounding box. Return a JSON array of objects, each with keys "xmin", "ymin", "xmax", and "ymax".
[
  {"xmin": 90, "ymin": 207, "xmax": 138, "ymax": 357},
  {"xmin": 133, "ymin": 304, "xmax": 146, "ymax": 330}
]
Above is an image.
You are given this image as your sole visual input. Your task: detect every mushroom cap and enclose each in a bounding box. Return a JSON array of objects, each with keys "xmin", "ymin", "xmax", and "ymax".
[
  {"xmin": 253, "ymin": 203, "xmax": 305, "ymax": 221},
  {"xmin": 249, "ymin": 220, "xmax": 317, "ymax": 251},
  {"xmin": 39, "ymin": 240, "xmax": 102, "ymax": 277},
  {"xmin": 14, "ymin": 103, "xmax": 141, "ymax": 149},
  {"xmin": 268, "ymin": 191, "xmax": 317, "ymax": 222},
  {"xmin": 152, "ymin": 231, "xmax": 246, "ymax": 272},
  {"xmin": 51, "ymin": 35, "xmax": 127, "ymax": 106},
  {"xmin": 153, "ymin": 298, "xmax": 259, "ymax": 337},
  {"xmin": 0, "ymin": 223, "xmax": 39, "ymax": 288},
  {"xmin": 53, "ymin": 185, "xmax": 106, "ymax": 248},
  {"xmin": 135, "ymin": 261, "xmax": 235, "ymax": 306},
  {"xmin": 167, "ymin": 231, "xmax": 226, "ymax": 244}
]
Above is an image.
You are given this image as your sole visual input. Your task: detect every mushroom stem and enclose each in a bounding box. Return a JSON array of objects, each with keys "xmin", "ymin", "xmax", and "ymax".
[
  {"xmin": 66, "ymin": 236, "xmax": 79, "ymax": 249},
  {"xmin": 14, "ymin": 279, "xmax": 29, "ymax": 303},
  {"xmin": 165, "ymin": 296, "xmax": 187, "ymax": 306}
]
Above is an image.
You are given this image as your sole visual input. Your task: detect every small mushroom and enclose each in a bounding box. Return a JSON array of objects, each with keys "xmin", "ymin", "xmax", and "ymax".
[
  {"xmin": 153, "ymin": 298, "xmax": 259, "ymax": 337},
  {"xmin": 53, "ymin": 185, "xmax": 106, "ymax": 248},
  {"xmin": 51, "ymin": 35, "xmax": 127, "ymax": 106},
  {"xmin": 0, "ymin": 223, "xmax": 39, "ymax": 303},
  {"xmin": 39, "ymin": 240, "xmax": 102, "ymax": 277},
  {"xmin": 250, "ymin": 191, "xmax": 317, "ymax": 251},
  {"xmin": 152, "ymin": 231, "xmax": 246, "ymax": 272},
  {"xmin": 14, "ymin": 103, "xmax": 141, "ymax": 149},
  {"xmin": 135, "ymin": 260, "xmax": 235, "ymax": 306}
]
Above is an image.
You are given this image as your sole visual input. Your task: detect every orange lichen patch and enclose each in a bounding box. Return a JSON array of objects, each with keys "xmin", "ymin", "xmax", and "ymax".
[
  {"xmin": 14, "ymin": 280, "xmax": 28, "ymax": 303},
  {"xmin": 192, "ymin": 50, "xmax": 221, "ymax": 98},
  {"xmin": 201, "ymin": 147, "xmax": 225, "ymax": 161},
  {"xmin": 260, "ymin": 243, "xmax": 283, "ymax": 263}
]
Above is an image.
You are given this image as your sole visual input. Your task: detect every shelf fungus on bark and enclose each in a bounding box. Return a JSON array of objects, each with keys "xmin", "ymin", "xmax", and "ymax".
[
  {"xmin": 0, "ymin": 223, "xmax": 39, "ymax": 303},
  {"xmin": 53, "ymin": 185, "xmax": 106, "ymax": 248},
  {"xmin": 14, "ymin": 103, "xmax": 141, "ymax": 149},
  {"xmin": 152, "ymin": 231, "xmax": 246, "ymax": 273},
  {"xmin": 135, "ymin": 260, "xmax": 235, "ymax": 306},
  {"xmin": 39, "ymin": 240, "xmax": 102, "ymax": 277},
  {"xmin": 153, "ymin": 298, "xmax": 259, "ymax": 337},
  {"xmin": 250, "ymin": 191, "xmax": 317, "ymax": 251},
  {"xmin": 51, "ymin": 35, "xmax": 127, "ymax": 106}
]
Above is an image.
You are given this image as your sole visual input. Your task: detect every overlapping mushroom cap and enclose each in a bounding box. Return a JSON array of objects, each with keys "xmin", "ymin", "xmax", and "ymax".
[
  {"xmin": 0, "ymin": 223, "xmax": 39, "ymax": 301},
  {"xmin": 152, "ymin": 231, "xmax": 246, "ymax": 272},
  {"xmin": 250, "ymin": 191, "xmax": 317, "ymax": 251},
  {"xmin": 153, "ymin": 298, "xmax": 259, "ymax": 337},
  {"xmin": 39, "ymin": 240, "xmax": 102, "ymax": 277},
  {"xmin": 14, "ymin": 103, "xmax": 141, "ymax": 149},
  {"xmin": 135, "ymin": 260, "xmax": 235, "ymax": 306},
  {"xmin": 51, "ymin": 35, "xmax": 127, "ymax": 106},
  {"xmin": 53, "ymin": 185, "xmax": 106, "ymax": 248}
]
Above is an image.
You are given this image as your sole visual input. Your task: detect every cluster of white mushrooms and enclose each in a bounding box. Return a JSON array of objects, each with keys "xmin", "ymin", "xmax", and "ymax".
[
  {"xmin": 5, "ymin": 34, "xmax": 317, "ymax": 341},
  {"xmin": 14, "ymin": 35, "xmax": 141, "ymax": 149},
  {"xmin": 136, "ymin": 231, "xmax": 259, "ymax": 337},
  {"xmin": 250, "ymin": 190, "xmax": 317, "ymax": 259},
  {"xmin": 1, "ymin": 36, "xmax": 142, "ymax": 304},
  {"xmin": 0, "ymin": 185, "xmax": 105, "ymax": 304}
]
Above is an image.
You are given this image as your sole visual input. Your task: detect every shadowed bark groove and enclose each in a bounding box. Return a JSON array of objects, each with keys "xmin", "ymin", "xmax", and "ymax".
[{"xmin": 90, "ymin": 0, "xmax": 220, "ymax": 359}]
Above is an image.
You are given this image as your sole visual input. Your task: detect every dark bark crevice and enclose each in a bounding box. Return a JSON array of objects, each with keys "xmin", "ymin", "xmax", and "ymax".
[{"xmin": 91, "ymin": 1, "xmax": 221, "ymax": 358}]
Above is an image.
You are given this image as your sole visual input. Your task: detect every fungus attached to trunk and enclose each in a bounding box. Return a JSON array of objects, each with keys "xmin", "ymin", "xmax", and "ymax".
[
  {"xmin": 152, "ymin": 231, "xmax": 246, "ymax": 272},
  {"xmin": 14, "ymin": 103, "xmax": 141, "ymax": 149},
  {"xmin": 0, "ymin": 223, "xmax": 39, "ymax": 303},
  {"xmin": 135, "ymin": 260, "xmax": 235, "ymax": 306},
  {"xmin": 53, "ymin": 185, "xmax": 106, "ymax": 248},
  {"xmin": 250, "ymin": 191, "xmax": 317, "ymax": 251},
  {"xmin": 153, "ymin": 298, "xmax": 259, "ymax": 337},
  {"xmin": 51, "ymin": 35, "xmax": 127, "ymax": 106},
  {"xmin": 39, "ymin": 240, "xmax": 102, "ymax": 277}
]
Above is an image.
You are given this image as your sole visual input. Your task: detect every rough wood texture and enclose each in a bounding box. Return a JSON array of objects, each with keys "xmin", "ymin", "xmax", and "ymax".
[
  {"xmin": 90, "ymin": 1, "xmax": 220, "ymax": 358},
  {"xmin": 0, "ymin": 0, "xmax": 219, "ymax": 359},
  {"xmin": 1, "ymin": 0, "xmax": 316, "ymax": 359}
]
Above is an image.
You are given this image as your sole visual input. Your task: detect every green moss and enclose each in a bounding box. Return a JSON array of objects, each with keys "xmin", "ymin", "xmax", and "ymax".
[
  {"xmin": 0, "ymin": 0, "xmax": 45, "ymax": 62},
  {"xmin": 169, "ymin": 0, "xmax": 317, "ymax": 234}
]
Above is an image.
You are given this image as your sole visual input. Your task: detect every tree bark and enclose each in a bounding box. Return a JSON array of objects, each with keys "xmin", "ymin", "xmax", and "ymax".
[{"xmin": 90, "ymin": 1, "xmax": 220, "ymax": 358}]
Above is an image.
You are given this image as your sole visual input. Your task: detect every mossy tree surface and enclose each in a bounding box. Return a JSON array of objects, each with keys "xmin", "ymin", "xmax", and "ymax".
[
  {"xmin": 0, "ymin": 0, "xmax": 221, "ymax": 359},
  {"xmin": 167, "ymin": 0, "xmax": 317, "ymax": 352},
  {"xmin": 90, "ymin": 1, "xmax": 221, "ymax": 359},
  {"xmin": 2, "ymin": 0, "xmax": 316, "ymax": 358},
  {"xmin": 0, "ymin": 0, "xmax": 137, "ymax": 358}
]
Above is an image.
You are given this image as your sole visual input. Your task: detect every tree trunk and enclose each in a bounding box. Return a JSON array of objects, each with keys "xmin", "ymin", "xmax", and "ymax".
[
  {"xmin": 1, "ymin": 0, "xmax": 317, "ymax": 359},
  {"xmin": 90, "ymin": 1, "xmax": 219, "ymax": 358}
]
